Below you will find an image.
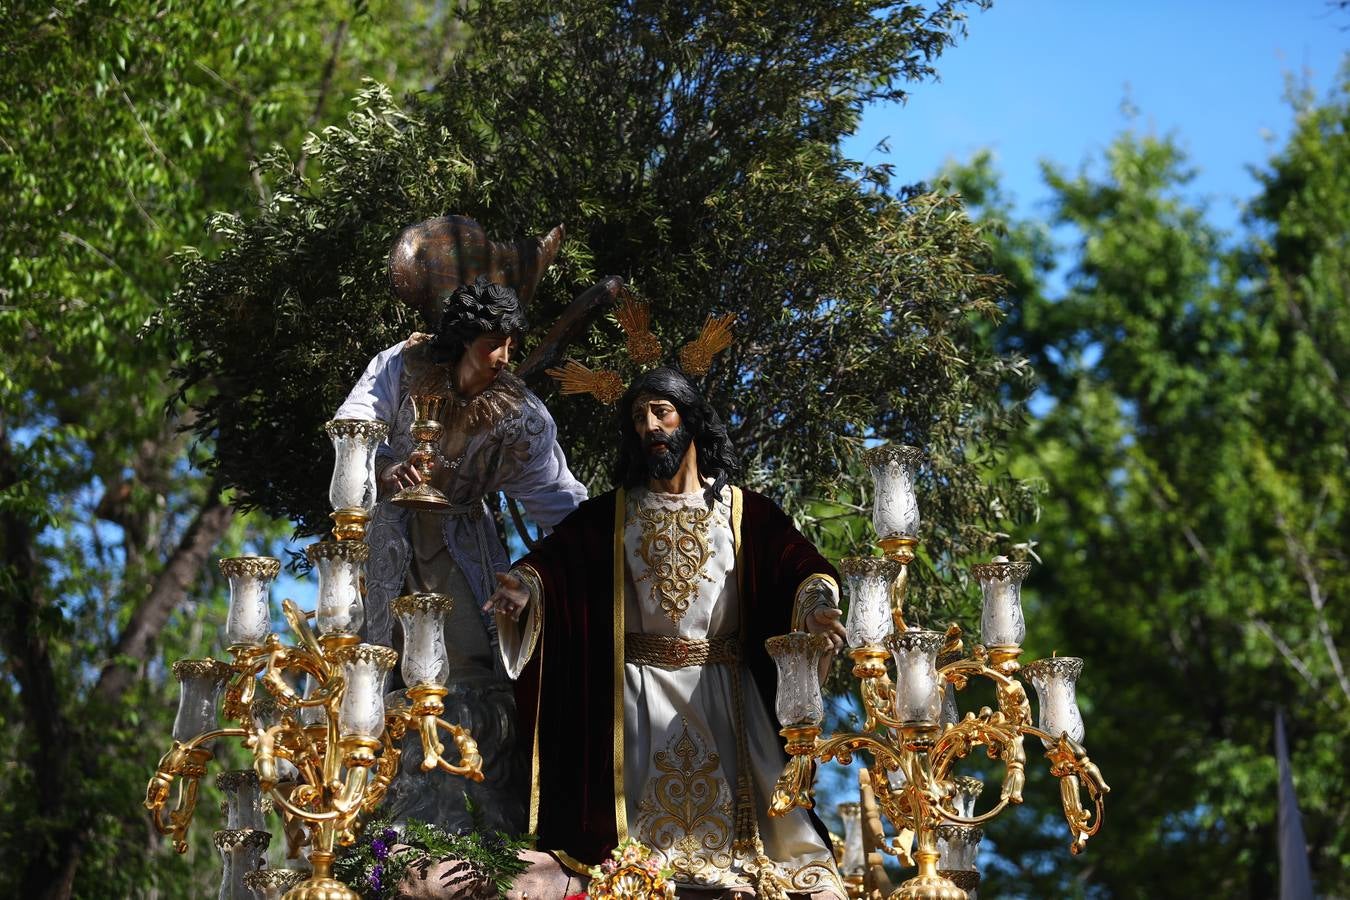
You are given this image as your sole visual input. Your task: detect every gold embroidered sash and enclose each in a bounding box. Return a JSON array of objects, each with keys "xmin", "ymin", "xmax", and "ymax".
[{"xmin": 624, "ymin": 633, "xmax": 740, "ymax": 669}]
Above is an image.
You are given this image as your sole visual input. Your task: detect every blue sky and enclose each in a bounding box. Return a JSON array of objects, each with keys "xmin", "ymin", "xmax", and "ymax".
[{"xmin": 843, "ymin": 0, "xmax": 1347, "ymax": 234}]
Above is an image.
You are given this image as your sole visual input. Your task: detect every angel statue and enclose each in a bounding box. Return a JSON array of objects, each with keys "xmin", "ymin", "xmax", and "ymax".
[{"xmin": 334, "ymin": 215, "xmax": 618, "ymax": 832}]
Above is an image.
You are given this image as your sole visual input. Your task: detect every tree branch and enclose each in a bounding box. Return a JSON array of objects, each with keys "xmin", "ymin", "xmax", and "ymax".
[
  {"xmin": 1274, "ymin": 508, "xmax": 1350, "ymax": 704},
  {"xmin": 1251, "ymin": 618, "xmax": 1326, "ymax": 702},
  {"xmin": 92, "ymin": 483, "xmax": 234, "ymax": 705},
  {"xmin": 294, "ymin": 19, "xmax": 350, "ymax": 179}
]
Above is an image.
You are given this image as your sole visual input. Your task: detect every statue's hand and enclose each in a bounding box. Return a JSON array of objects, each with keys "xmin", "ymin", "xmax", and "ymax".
[
  {"xmin": 484, "ymin": 572, "xmax": 530, "ymax": 622},
  {"xmin": 378, "ymin": 458, "xmax": 423, "ymax": 492},
  {"xmin": 805, "ymin": 606, "xmax": 846, "ymax": 651}
]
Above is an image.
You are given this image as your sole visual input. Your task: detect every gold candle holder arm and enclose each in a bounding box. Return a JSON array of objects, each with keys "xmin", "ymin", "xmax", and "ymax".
[
  {"xmin": 144, "ymin": 728, "xmax": 249, "ymax": 851},
  {"xmin": 222, "ymin": 646, "xmax": 270, "ymax": 720},
  {"xmin": 398, "ymin": 683, "xmax": 484, "ymax": 779},
  {"xmin": 282, "ymin": 598, "xmax": 325, "ymax": 660},
  {"xmin": 434, "ymin": 718, "xmax": 486, "ymax": 780},
  {"xmin": 1023, "ymin": 726, "xmax": 1110, "ymax": 854},
  {"xmin": 858, "ymin": 670, "xmax": 908, "ymax": 733},
  {"xmin": 879, "ymin": 536, "xmax": 918, "ymax": 632},
  {"xmin": 768, "ymin": 723, "xmax": 822, "ymax": 816}
]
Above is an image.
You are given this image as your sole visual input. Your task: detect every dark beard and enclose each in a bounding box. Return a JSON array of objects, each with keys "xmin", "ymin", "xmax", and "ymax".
[{"xmin": 644, "ymin": 425, "xmax": 691, "ymax": 481}]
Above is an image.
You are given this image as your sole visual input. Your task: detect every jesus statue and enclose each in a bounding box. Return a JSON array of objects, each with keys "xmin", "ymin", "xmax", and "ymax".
[{"xmin": 487, "ymin": 365, "xmax": 848, "ymax": 898}]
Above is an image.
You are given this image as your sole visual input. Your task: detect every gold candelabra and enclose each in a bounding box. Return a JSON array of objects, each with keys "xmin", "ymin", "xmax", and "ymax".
[
  {"xmin": 146, "ymin": 589, "xmax": 483, "ymax": 900},
  {"xmin": 147, "ymin": 417, "xmax": 481, "ymax": 899},
  {"xmin": 766, "ymin": 446, "xmax": 1110, "ymax": 900}
]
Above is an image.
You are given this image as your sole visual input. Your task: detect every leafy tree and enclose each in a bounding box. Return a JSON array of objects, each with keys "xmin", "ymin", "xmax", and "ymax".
[
  {"xmin": 167, "ymin": 0, "xmax": 1035, "ymax": 631},
  {"xmin": 945, "ymin": 70, "xmax": 1349, "ymax": 898},
  {"xmin": 0, "ymin": 1, "xmax": 453, "ymax": 895}
]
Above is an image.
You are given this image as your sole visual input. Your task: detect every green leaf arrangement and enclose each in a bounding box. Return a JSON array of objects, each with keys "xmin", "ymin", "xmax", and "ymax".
[{"xmin": 332, "ymin": 810, "xmax": 532, "ymax": 899}]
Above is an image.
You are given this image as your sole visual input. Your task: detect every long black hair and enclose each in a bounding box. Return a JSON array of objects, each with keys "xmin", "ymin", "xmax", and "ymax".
[
  {"xmin": 427, "ymin": 276, "xmax": 528, "ymax": 365},
  {"xmin": 613, "ymin": 367, "xmax": 740, "ymax": 508}
]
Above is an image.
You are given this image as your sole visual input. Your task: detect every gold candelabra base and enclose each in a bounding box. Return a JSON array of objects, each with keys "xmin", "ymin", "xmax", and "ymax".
[
  {"xmin": 891, "ymin": 872, "xmax": 966, "ymax": 900},
  {"xmin": 284, "ymin": 851, "xmax": 357, "ymax": 900}
]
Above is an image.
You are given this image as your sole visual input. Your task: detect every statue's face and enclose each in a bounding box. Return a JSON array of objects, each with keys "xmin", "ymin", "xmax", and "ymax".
[
  {"xmin": 631, "ymin": 393, "xmax": 690, "ymax": 480},
  {"xmin": 461, "ymin": 331, "xmax": 515, "ymax": 382}
]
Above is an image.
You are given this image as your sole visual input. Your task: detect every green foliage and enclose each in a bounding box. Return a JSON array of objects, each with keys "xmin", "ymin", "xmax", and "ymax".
[
  {"xmin": 166, "ymin": 0, "xmax": 1035, "ymax": 626},
  {"xmin": 332, "ymin": 815, "xmax": 532, "ymax": 899},
  {"xmin": 944, "ymin": 69, "xmax": 1350, "ymax": 898},
  {"xmin": 0, "ymin": 1, "xmax": 453, "ymax": 895}
]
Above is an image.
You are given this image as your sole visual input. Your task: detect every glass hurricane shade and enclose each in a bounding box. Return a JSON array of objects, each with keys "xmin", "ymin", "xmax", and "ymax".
[
  {"xmin": 951, "ymin": 775, "xmax": 984, "ymax": 818},
  {"xmin": 862, "ymin": 445, "xmax": 923, "ymax": 541},
  {"xmin": 216, "ymin": 770, "xmax": 266, "ymax": 831},
  {"xmin": 973, "ymin": 557, "xmax": 1032, "ymax": 648},
  {"xmin": 1024, "ymin": 657, "xmax": 1086, "ymax": 749},
  {"xmin": 171, "ymin": 659, "xmax": 229, "ymax": 742},
  {"xmin": 764, "ymin": 632, "xmax": 830, "ymax": 726},
  {"xmin": 392, "ymin": 593, "xmax": 453, "ymax": 688},
  {"xmin": 841, "ymin": 557, "xmax": 902, "ymax": 649},
  {"xmin": 886, "ymin": 630, "xmax": 945, "ymax": 727},
  {"xmin": 940, "ymin": 681, "xmax": 960, "ymax": 728},
  {"xmin": 936, "ymin": 824, "xmax": 983, "ymax": 871},
  {"xmin": 334, "ymin": 645, "xmax": 396, "ymax": 741},
  {"xmin": 837, "ymin": 802, "xmax": 865, "ymax": 876},
  {"xmin": 306, "ymin": 541, "xmax": 368, "ymax": 636},
  {"xmin": 298, "ymin": 673, "xmax": 327, "ymax": 728},
  {"xmin": 324, "ymin": 419, "xmax": 389, "ymax": 512},
  {"xmin": 219, "ymin": 557, "xmax": 281, "ymax": 647}
]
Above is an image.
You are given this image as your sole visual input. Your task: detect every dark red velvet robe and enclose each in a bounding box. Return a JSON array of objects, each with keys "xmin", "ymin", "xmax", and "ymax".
[{"xmin": 513, "ymin": 486, "xmax": 837, "ymax": 867}]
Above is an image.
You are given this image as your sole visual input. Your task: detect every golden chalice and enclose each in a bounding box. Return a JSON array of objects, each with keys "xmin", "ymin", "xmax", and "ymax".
[{"xmin": 392, "ymin": 393, "xmax": 452, "ymax": 511}]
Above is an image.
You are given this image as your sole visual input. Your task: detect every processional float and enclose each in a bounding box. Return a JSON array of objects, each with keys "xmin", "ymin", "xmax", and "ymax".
[{"xmin": 766, "ymin": 445, "xmax": 1110, "ymax": 900}]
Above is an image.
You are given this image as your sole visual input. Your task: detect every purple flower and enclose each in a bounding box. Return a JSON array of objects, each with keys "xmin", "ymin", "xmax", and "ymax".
[
  {"xmin": 369, "ymin": 863, "xmax": 384, "ymax": 893},
  {"xmin": 371, "ymin": 839, "xmax": 388, "ymax": 860},
  {"xmin": 381, "ymin": 827, "xmax": 398, "ymax": 844}
]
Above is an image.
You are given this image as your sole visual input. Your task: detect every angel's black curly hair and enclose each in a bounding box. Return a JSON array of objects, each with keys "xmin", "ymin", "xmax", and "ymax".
[
  {"xmin": 427, "ymin": 276, "xmax": 529, "ymax": 365},
  {"xmin": 613, "ymin": 366, "xmax": 741, "ymax": 508}
]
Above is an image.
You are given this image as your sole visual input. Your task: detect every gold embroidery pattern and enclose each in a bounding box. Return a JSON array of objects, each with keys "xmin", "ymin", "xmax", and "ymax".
[
  {"xmin": 632, "ymin": 503, "xmax": 714, "ymax": 625},
  {"xmin": 634, "ymin": 719, "xmax": 734, "ymax": 884}
]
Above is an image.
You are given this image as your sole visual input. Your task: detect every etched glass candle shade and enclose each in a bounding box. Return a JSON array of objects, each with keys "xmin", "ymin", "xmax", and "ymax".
[
  {"xmin": 764, "ymin": 632, "xmax": 829, "ymax": 726},
  {"xmin": 392, "ymin": 593, "xmax": 453, "ymax": 688},
  {"xmin": 951, "ymin": 775, "xmax": 984, "ymax": 818},
  {"xmin": 862, "ymin": 445, "xmax": 923, "ymax": 542},
  {"xmin": 324, "ymin": 419, "xmax": 389, "ymax": 513},
  {"xmin": 219, "ymin": 556, "xmax": 281, "ymax": 648},
  {"xmin": 841, "ymin": 557, "xmax": 902, "ymax": 649},
  {"xmin": 334, "ymin": 645, "xmax": 397, "ymax": 742},
  {"xmin": 886, "ymin": 630, "xmax": 945, "ymax": 728},
  {"xmin": 243, "ymin": 869, "xmax": 305, "ymax": 900},
  {"xmin": 216, "ymin": 770, "xmax": 266, "ymax": 831},
  {"xmin": 936, "ymin": 824, "xmax": 983, "ymax": 871},
  {"xmin": 972, "ymin": 557, "xmax": 1032, "ymax": 649},
  {"xmin": 298, "ymin": 672, "xmax": 327, "ymax": 728},
  {"xmin": 837, "ymin": 802, "xmax": 865, "ymax": 876},
  {"xmin": 306, "ymin": 541, "xmax": 368, "ymax": 637},
  {"xmin": 171, "ymin": 659, "xmax": 230, "ymax": 743},
  {"xmin": 1024, "ymin": 656, "xmax": 1086, "ymax": 749},
  {"xmin": 940, "ymin": 681, "xmax": 961, "ymax": 728}
]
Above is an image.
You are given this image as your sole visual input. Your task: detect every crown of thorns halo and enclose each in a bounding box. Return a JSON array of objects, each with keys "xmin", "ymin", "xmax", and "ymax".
[{"xmin": 545, "ymin": 295, "xmax": 736, "ymax": 405}]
